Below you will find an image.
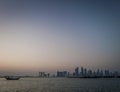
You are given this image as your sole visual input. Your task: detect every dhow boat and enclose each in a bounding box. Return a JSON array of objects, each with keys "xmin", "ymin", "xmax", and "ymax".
[{"xmin": 4, "ymin": 76, "xmax": 20, "ymax": 80}]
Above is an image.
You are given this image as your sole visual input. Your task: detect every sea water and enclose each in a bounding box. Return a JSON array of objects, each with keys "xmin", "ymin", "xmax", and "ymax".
[{"xmin": 0, "ymin": 78, "xmax": 119, "ymax": 92}]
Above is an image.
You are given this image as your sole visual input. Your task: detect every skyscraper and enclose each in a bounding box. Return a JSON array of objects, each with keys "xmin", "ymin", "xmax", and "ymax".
[
  {"xmin": 75, "ymin": 67, "xmax": 79, "ymax": 77},
  {"xmin": 81, "ymin": 67, "xmax": 84, "ymax": 77}
]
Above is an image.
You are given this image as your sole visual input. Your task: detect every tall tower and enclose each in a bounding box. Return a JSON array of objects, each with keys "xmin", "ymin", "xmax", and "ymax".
[
  {"xmin": 81, "ymin": 67, "xmax": 84, "ymax": 77},
  {"xmin": 75, "ymin": 67, "xmax": 79, "ymax": 77}
]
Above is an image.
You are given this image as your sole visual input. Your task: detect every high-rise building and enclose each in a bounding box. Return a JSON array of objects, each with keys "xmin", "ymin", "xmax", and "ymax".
[
  {"xmin": 113, "ymin": 71, "xmax": 119, "ymax": 78},
  {"xmin": 75, "ymin": 67, "xmax": 79, "ymax": 77},
  {"xmin": 97, "ymin": 69, "xmax": 100, "ymax": 77},
  {"xmin": 105, "ymin": 70, "xmax": 110, "ymax": 77},
  {"xmin": 84, "ymin": 68, "xmax": 87, "ymax": 77},
  {"xmin": 100, "ymin": 70, "xmax": 103, "ymax": 77},
  {"xmin": 39, "ymin": 72, "xmax": 46, "ymax": 77},
  {"xmin": 81, "ymin": 67, "xmax": 84, "ymax": 77},
  {"xmin": 88, "ymin": 69, "xmax": 92, "ymax": 77},
  {"xmin": 57, "ymin": 71, "xmax": 68, "ymax": 77}
]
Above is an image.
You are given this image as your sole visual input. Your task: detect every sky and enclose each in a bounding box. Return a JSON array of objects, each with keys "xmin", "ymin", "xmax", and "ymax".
[{"xmin": 0, "ymin": 0, "xmax": 120, "ymax": 74}]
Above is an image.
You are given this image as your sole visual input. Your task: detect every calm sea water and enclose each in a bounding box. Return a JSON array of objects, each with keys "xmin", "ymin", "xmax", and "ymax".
[{"xmin": 0, "ymin": 78, "xmax": 120, "ymax": 92}]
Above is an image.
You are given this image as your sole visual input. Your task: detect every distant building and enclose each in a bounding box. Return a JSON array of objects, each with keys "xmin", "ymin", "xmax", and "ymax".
[
  {"xmin": 75, "ymin": 67, "xmax": 79, "ymax": 77},
  {"xmin": 88, "ymin": 69, "xmax": 92, "ymax": 77},
  {"xmin": 39, "ymin": 72, "xmax": 45, "ymax": 77},
  {"xmin": 57, "ymin": 71, "xmax": 68, "ymax": 77},
  {"xmin": 93, "ymin": 71, "xmax": 96, "ymax": 77},
  {"xmin": 96, "ymin": 69, "xmax": 100, "ymax": 77},
  {"xmin": 47, "ymin": 73, "xmax": 50, "ymax": 77},
  {"xmin": 81, "ymin": 67, "xmax": 84, "ymax": 77},
  {"xmin": 104, "ymin": 70, "xmax": 110, "ymax": 77},
  {"xmin": 84, "ymin": 68, "xmax": 87, "ymax": 77},
  {"xmin": 100, "ymin": 70, "xmax": 103, "ymax": 77},
  {"xmin": 113, "ymin": 71, "xmax": 119, "ymax": 78}
]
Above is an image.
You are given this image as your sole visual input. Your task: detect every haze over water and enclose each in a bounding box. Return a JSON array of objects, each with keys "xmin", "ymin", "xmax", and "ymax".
[{"xmin": 0, "ymin": 0, "xmax": 120, "ymax": 74}]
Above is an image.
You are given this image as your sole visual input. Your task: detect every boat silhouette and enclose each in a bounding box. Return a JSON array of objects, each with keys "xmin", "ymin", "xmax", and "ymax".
[{"xmin": 4, "ymin": 76, "xmax": 20, "ymax": 80}]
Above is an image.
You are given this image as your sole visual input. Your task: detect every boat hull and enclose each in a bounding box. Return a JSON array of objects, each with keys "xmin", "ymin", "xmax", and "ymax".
[{"xmin": 4, "ymin": 76, "xmax": 20, "ymax": 80}]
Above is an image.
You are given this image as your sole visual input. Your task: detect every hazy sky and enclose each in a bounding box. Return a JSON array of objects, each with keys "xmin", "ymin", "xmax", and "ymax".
[{"xmin": 0, "ymin": 0, "xmax": 120, "ymax": 74}]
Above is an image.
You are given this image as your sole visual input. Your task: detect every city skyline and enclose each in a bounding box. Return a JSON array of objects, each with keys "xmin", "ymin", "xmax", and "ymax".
[
  {"xmin": 1, "ymin": 66, "xmax": 120, "ymax": 77},
  {"xmin": 0, "ymin": 0, "xmax": 120, "ymax": 73},
  {"xmin": 56, "ymin": 66, "xmax": 120, "ymax": 78}
]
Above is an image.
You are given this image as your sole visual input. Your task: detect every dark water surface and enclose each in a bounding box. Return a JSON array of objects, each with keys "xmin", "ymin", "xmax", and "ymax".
[{"xmin": 0, "ymin": 78, "xmax": 120, "ymax": 92}]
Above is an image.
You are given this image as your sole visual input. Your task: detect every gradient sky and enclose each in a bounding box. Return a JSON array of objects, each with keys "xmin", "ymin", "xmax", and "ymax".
[{"xmin": 0, "ymin": 0, "xmax": 120, "ymax": 74}]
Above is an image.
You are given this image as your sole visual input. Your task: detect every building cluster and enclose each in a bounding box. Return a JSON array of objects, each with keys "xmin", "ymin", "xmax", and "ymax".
[
  {"xmin": 56, "ymin": 71, "xmax": 68, "ymax": 77},
  {"xmin": 38, "ymin": 67, "xmax": 120, "ymax": 78},
  {"xmin": 72, "ymin": 67, "xmax": 120, "ymax": 78},
  {"xmin": 39, "ymin": 72, "xmax": 50, "ymax": 77}
]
